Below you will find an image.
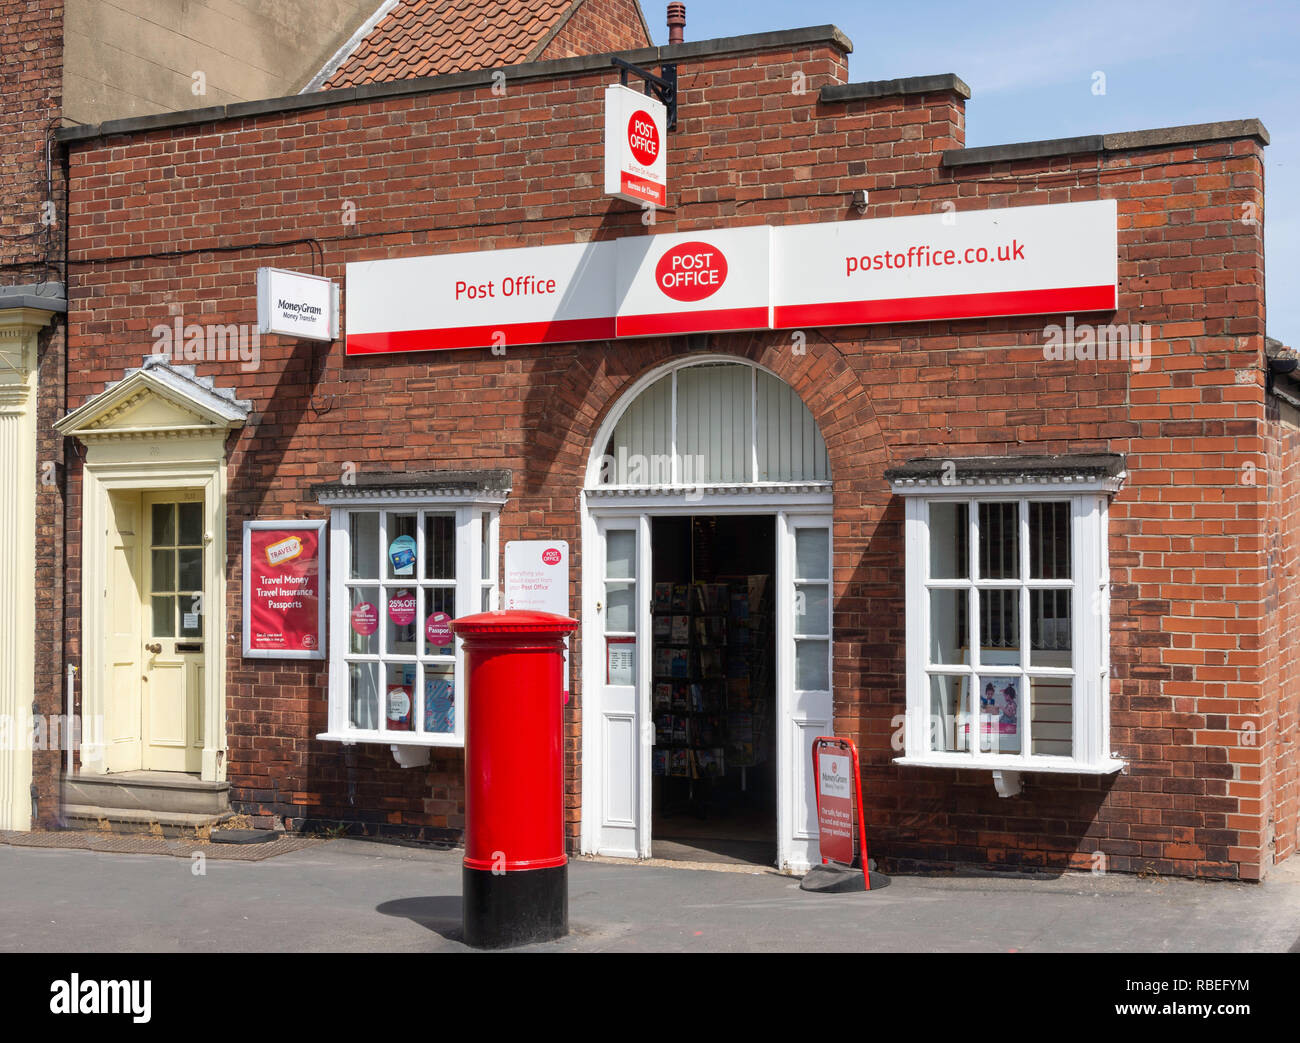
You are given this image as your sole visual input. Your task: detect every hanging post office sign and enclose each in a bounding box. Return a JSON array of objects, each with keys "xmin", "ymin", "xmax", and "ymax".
[
  {"xmin": 604, "ymin": 83, "xmax": 668, "ymax": 207},
  {"xmin": 243, "ymin": 519, "xmax": 327, "ymax": 660},
  {"xmin": 256, "ymin": 267, "xmax": 340, "ymax": 342}
]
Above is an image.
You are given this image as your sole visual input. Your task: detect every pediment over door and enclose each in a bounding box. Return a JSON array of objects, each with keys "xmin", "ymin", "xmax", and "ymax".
[{"xmin": 56, "ymin": 356, "xmax": 251, "ymax": 443}]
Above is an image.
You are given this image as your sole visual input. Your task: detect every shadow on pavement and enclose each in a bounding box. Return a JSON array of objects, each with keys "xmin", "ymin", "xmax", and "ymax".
[{"xmin": 376, "ymin": 896, "xmax": 464, "ymax": 943}]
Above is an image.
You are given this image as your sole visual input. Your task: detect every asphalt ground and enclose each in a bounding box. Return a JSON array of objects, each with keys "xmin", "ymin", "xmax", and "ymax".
[{"xmin": 2, "ymin": 837, "xmax": 1297, "ymax": 953}]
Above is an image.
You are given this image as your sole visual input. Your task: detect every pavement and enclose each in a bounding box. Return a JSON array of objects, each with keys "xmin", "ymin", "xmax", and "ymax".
[{"xmin": 2, "ymin": 838, "xmax": 1298, "ymax": 952}]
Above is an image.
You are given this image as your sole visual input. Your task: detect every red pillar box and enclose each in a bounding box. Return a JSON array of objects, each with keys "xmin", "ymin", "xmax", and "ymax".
[{"xmin": 450, "ymin": 609, "xmax": 578, "ymax": 949}]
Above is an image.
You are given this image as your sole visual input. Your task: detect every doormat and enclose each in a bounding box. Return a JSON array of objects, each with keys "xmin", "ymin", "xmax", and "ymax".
[{"xmin": 0, "ymin": 830, "xmax": 323, "ymax": 862}]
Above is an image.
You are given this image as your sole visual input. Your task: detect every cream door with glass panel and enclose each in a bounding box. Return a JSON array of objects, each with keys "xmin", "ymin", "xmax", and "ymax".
[{"xmin": 142, "ymin": 491, "xmax": 205, "ymax": 772}]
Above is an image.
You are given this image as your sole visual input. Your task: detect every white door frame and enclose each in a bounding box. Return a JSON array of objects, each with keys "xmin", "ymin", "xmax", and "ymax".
[{"xmin": 580, "ymin": 494, "xmax": 833, "ymax": 869}]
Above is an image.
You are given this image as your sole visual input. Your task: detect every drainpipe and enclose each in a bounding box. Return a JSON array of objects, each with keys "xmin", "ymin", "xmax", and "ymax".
[{"xmin": 65, "ymin": 663, "xmax": 76, "ymax": 776}]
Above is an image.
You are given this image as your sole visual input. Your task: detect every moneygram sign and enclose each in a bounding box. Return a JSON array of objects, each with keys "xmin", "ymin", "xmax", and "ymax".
[
  {"xmin": 604, "ymin": 83, "xmax": 667, "ymax": 206},
  {"xmin": 345, "ymin": 200, "xmax": 1118, "ymax": 355}
]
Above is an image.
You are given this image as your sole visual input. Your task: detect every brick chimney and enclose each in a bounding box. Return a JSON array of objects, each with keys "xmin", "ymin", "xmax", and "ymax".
[{"xmin": 667, "ymin": 2, "xmax": 685, "ymax": 45}]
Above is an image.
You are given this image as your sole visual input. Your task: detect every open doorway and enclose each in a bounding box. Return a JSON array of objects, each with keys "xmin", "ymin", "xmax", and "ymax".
[{"xmin": 649, "ymin": 514, "xmax": 777, "ymax": 866}]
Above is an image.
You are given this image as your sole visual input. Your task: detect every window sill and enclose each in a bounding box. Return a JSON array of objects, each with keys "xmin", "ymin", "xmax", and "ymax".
[
  {"xmin": 893, "ymin": 754, "xmax": 1126, "ymax": 776},
  {"xmin": 317, "ymin": 731, "xmax": 464, "ymax": 749}
]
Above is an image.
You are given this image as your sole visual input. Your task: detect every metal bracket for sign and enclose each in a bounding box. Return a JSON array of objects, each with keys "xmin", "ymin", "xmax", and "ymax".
[{"xmin": 611, "ymin": 56, "xmax": 677, "ymax": 130}]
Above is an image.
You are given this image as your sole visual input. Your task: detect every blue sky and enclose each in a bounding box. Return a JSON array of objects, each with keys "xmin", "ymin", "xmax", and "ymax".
[{"xmin": 646, "ymin": 0, "xmax": 1299, "ymax": 341}]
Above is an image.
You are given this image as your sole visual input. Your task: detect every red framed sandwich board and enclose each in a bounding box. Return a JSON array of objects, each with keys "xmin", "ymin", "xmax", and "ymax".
[{"xmin": 812, "ymin": 736, "xmax": 874, "ymax": 889}]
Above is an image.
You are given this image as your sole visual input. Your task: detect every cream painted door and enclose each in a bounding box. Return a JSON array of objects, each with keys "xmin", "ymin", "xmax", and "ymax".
[
  {"xmin": 141, "ymin": 492, "xmax": 205, "ymax": 773},
  {"xmin": 104, "ymin": 492, "xmax": 144, "ymax": 773}
]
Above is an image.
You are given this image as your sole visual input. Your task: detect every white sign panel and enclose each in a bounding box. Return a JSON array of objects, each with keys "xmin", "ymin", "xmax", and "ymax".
[
  {"xmin": 346, "ymin": 242, "xmax": 617, "ymax": 354},
  {"xmin": 615, "ymin": 225, "xmax": 772, "ymax": 338},
  {"xmin": 818, "ymin": 754, "xmax": 852, "ymax": 800},
  {"xmin": 774, "ymin": 199, "xmax": 1117, "ymax": 328},
  {"xmin": 345, "ymin": 201, "xmax": 1118, "ymax": 355},
  {"xmin": 504, "ymin": 540, "xmax": 571, "ymax": 698},
  {"xmin": 256, "ymin": 267, "xmax": 339, "ymax": 341},
  {"xmin": 604, "ymin": 83, "xmax": 667, "ymax": 207}
]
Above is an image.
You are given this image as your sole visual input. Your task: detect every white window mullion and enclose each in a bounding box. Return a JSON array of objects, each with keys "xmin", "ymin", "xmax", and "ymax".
[
  {"xmin": 967, "ymin": 500, "xmax": 980, "ymax": 757},
  {"xmin": 670, "ymin": 369, "xmax": 679, "ymax": 485},
  {"xmin": 906, "ymin": 497, "xmax": 927, "ymax": 758},
  {"xmin": 1019, "ymin": 499, "xmax": 1031, "ymax": 759}
]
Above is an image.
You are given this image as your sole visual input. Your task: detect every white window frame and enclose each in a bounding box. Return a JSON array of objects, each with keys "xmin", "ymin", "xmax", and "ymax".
[
  {"xmin": 894, "ymin": 482, "xmax": 1124, "ymax": 776},
  {"xmin": 315, "ymin": 494, "xmax": 502, "ymax": 748}
]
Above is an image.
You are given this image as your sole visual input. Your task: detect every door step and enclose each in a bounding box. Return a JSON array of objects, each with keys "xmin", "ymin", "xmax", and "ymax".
[
  {"xmin": 63, "ymin": 770, "xmax": 231, "ymax": 817},
  {"xmin": 62, "ymin": 805, "xmax": 234, "ymax": 837}
]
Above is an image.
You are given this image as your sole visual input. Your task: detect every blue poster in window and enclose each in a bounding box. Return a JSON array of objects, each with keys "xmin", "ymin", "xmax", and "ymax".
[
  {"xmin": 388, "ymin": 534, "xmax": 416, "ymax": 576},
  {"xmin": 425, "ymin": 676, "xmax": 454, "ymax": 733}
]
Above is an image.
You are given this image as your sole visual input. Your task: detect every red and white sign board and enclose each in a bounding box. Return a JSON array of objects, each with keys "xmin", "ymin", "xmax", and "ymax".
[
  {"xmin": 815, "ymin": 745, "xmax": 856, "ymax": 866},
  {"xmin": 243, "ymin": 520, "xmax": 326, "ymax": 660},
  {"xmin": 775, "ymin": 199, "xmax": 1117, "ymax": 328},
  {"xmin": 345, "ymin": 200, "xmax": 1117, "ymax": 355},
  {"xmin": 812, "ymin": 735, "xmax": 875, "ymax": 887},
  {"xmin": 504, "ymin": 540, "xmax": 571, "ymax": 701},
  {"xmin": 616, "ymin": 226, "xmax": 772, "ymax": 337},
  {"xmin": 345, "ymin": 241, "xmax": 618, "ymax": 354},
  {"xmin": 604, "ymin": 83, "xmax": 667, "ymax": 207}
]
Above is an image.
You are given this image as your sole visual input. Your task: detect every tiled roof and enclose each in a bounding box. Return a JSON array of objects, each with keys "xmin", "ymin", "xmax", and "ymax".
[{"xmin": 323, "ymin": 0, "xmax": 582, "ymax": 88}]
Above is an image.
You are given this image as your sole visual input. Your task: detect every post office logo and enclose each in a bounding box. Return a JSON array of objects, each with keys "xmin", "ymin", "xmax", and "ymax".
[
  {"xmin": 655, "ymin": 242, "xmax": 728, "ymax": 303},
  {"xmin": 627, "ymin": 110, "xmax": 660, "ymax": 166}
]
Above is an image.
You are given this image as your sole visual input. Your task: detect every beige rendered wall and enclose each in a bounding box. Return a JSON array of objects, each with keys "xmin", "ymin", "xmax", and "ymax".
[{"xmin": 63, "ymin": 0, "xmax": 379, "ymax": 125}]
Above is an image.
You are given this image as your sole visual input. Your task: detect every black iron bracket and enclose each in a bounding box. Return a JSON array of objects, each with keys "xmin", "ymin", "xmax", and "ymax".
[{"xmin": 611, "ymin": 56, "xmax": 677, "ymax": 131}]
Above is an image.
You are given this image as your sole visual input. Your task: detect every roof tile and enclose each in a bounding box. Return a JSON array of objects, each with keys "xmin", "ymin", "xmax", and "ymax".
[{"xmin": 323, "ymin": 0, "xmax": 582, "ymax": 89}]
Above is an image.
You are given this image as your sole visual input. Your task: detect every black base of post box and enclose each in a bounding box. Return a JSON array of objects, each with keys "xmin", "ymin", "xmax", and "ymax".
[{"xmin": 462, "ymin": 863, "xmax": 568, "ymax": 949}]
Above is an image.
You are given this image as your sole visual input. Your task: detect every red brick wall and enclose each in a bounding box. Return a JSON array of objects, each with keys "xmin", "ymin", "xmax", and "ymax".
[
  {"xmin": 1, "ymin": 0, "xmax": 65, "ymax": 829},
  {"xmin": 61, "ymin": 35, "xmax": 1283, "ymax": 878},
  {"xmin": 538, "ymin": 0, "xmax": 651, "ymax": 60},
  {"xmin": 1264, "ymin": 398, "xmax": 1300, "ymax": 863}
]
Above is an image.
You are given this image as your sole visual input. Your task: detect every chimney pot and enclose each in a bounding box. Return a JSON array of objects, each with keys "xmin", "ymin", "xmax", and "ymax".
[{"xmin": 667, "ymin": 2, "xmax": 685, "ymax": 45}]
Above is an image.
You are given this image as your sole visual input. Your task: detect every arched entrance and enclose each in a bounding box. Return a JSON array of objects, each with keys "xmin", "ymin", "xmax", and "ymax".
[{"xmin": 579, "ymin": 356, "xmax": 833, "ymax": 871}]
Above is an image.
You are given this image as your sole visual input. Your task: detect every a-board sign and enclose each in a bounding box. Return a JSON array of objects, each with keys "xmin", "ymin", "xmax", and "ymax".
[{"xmin": 812, "ymin": 735, "xmax": 873, "ymax": 888}]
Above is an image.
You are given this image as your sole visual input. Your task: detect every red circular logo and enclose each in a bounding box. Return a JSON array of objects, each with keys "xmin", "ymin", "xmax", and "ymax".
[
  {"xmin": 542, "ymin": 548, "xmax": 562, "ymax": 565},
  {"xmin": 655, "ymin": 242, "xmax": 728, "ymax": 302},
  {"xmin": 627, "ymin": 110, "xmax": 660, "ymax": 166}
]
